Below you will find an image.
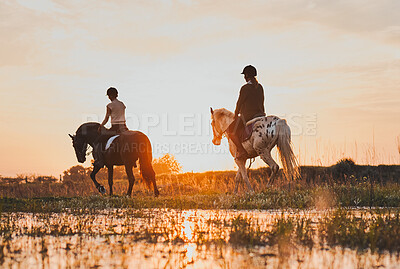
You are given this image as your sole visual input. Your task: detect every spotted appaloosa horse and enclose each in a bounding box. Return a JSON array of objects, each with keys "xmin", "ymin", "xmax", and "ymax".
[{"xmin": 210, "ymin": 108, "xmax": 299, "ymax": 193}]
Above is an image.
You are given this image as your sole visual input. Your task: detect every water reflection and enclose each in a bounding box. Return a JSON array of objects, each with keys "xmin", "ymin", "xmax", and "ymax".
[
  {"xmin": 182, "ymin": 211, "xmax": 194, "ymax": 241},
  {"xmin": 0, "ymin": 209, "xmax": 399, "ymax": 268}
]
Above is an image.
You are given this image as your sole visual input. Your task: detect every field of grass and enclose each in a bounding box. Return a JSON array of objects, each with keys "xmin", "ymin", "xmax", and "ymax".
[{"xmin": 1, "ymin": 159, "xmax": 399, "ymax": 211}]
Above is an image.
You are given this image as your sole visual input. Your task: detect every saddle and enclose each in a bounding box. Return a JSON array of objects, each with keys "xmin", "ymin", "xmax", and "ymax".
[
  {"xmin": 240, "ymin": 116, "xmax": 265, "ymax": 142},
  {"xmin": 101, "ymin": 129, "xmax": 130, "ymax": 151}
]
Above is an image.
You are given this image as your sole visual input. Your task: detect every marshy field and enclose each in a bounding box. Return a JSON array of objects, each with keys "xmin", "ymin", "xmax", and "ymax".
[{"xmin": 1, "ymin": 159, "xmax": 400, "ymax": 268}]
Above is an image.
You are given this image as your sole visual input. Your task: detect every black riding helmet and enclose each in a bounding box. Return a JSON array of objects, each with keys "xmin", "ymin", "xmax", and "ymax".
[
  {"xmin": 241, "ymin": 65, "xmax": 257, "ymax": 77},
  {"xmin": 106, "ymin": 87, "xmax": 118, "ymax": 97}
]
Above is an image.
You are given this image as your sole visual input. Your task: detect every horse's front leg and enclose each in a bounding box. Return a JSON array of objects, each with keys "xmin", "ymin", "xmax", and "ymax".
[
  {"xmin": 90, "ymin": 164, "xmax": 106, "ymax": 194},
  {"xmin": 107, "ymin": 165, "xmax": 114, "ymax": 196},
  {"xmin": 235, "ymin": 159, "xmax": 254, "ymax": 193},
  {"xmin": 234, "ymin": 170, "xmax": 241, "ymax": 194}
]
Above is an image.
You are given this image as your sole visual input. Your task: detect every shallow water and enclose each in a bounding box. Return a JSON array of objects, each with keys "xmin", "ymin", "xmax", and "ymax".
[{"xmin": 1, "ymin": 209, "xmax": 399, "ymax": 268}]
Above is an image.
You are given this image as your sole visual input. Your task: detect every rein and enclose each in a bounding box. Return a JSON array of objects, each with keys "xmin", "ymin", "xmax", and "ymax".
[
  {"xmin": 213, "ymin": 121, "xmax": 228, "ymax": 140},
  {"xmin": 85, "ymin": 144, "xmax": 92, "ymax": 156}
]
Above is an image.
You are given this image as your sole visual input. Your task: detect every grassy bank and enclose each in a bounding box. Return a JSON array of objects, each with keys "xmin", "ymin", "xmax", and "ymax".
[
  {"xmin": 1, "ymin": 160, "xmax": 399, "ymax": 211},
  {"xmin": 1, "ymin": 182, "xmax": 400, "ymax": 213}
]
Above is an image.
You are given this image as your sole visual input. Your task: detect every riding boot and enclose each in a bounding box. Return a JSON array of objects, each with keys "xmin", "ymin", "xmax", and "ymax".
[{"xmin": 229, "ymin": 131, "xmax": 248, "ymax": 160}]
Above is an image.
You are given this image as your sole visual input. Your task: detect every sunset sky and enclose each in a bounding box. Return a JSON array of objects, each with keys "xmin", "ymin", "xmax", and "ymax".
[{"xmin": 0, "ymin": 0, "xmax": 399, "ymax": 177}]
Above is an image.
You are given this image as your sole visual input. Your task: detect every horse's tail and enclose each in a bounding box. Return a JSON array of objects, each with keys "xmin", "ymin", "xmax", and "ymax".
[
  {"xmin": 138, "ymin": 135, "xmax": 156, "ymax": 190},
  {"xmin": 276, "ymin": 119, "xmax": 300, "ymax": 180}
]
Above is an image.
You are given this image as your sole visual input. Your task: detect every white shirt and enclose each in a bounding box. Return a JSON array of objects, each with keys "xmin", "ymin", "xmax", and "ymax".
[{"xmin": 107, "ymin": 99, "xmax": 126, "ymax": 124}]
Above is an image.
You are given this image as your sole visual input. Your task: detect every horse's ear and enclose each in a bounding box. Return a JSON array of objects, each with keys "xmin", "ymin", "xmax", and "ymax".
[
  {"xmin": 210, "ymin": 107, "xmax": 214, "ymax": 115},
  {"xmin": 68, "ymin": 134, "xmax": 74, "ymax": 139}
]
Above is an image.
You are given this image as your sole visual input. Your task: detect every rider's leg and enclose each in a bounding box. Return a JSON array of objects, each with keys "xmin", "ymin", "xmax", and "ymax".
[
  {"xmin": 108, "ymin": 125, "xmax": 119, "ymax": 135},
  {"xmin": 227, "ymin": 118, "xmax": 248, "ymax": 160},
  {"xmin": 121, "ymin": 123, "xmax": 128, "ymax": 132},
  {"xmin": 110, "ymin": 124, "xmax": 128, "ymax": 134}
]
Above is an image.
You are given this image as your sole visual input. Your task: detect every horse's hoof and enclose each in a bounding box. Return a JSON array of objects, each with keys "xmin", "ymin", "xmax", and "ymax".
[{"xmin": 98, "ymin": 185, "xmax": 106, "ymax": 194}]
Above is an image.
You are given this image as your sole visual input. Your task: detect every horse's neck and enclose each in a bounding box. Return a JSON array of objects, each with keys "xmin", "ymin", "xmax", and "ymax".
[
  {"xmin": 81, "ymin": 130, "xmax": 101, "ymax": 146},
  {"xmin": 220, "ymin": 115, "xmax": 234, "ymax": 132}
]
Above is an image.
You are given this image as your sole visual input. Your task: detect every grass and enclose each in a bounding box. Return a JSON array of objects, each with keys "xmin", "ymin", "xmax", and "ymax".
[
  {"xmin": 319, "ymin": 209, "xmax": 400, "ymax": 252},
  {"xmin": 0, "ymin": 160, "xmax": 399, "ymax": 211},
  {"xmin": 1, "ymin": 181, "xmax": 400, "ymax": 213},
  {"xmin": 228, "ymin": 214, "xmax": 266, "ymax": 246},
  {"xmin": 1, "ymin": 160, "xmax": 399, "ymax": 198}
]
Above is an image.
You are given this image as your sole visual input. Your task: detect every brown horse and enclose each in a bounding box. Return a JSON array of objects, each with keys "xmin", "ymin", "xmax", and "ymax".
[{"xmin": 69, "ymin": 122, "xmax": 159, "ymax": 196}]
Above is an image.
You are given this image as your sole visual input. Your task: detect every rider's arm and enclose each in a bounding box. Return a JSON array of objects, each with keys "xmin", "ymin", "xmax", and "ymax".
[
  {"xmin": 234, "ymin": 86, "xmax": 249, "ymax": 118},
  {"xmin": 100, "ymin": 106, "xmax": 111, "ymax": 127}
]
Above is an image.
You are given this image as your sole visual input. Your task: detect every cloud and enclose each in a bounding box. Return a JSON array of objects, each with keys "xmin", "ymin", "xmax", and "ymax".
[
  {"xmin": 0, "ymin": 0, "xmax": 399, "ymax": 175},
  {"xmin": 16, "ymin": 0, "xmax": 64, "ymax": 13}
]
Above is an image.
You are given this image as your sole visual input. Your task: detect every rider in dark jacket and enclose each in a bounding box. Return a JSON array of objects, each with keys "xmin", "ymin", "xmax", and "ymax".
[{"xmin": 227, "ymin": 65, "xmax": 265, "ymax": 160}]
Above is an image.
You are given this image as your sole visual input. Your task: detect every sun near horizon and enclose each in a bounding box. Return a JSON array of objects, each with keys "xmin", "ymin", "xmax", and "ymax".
[{"xmin": 0, "ymin": 0, "xmax": 399, "ymax": 177}]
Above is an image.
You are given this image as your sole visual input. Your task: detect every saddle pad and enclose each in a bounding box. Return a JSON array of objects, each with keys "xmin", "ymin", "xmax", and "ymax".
[
  {"xmin": 105, "ymin": 135, "xmax": 120, "ymax": 150},
  {"xmin": 246, "ymin": 116, "xmax": 265, "ymax": 125}
]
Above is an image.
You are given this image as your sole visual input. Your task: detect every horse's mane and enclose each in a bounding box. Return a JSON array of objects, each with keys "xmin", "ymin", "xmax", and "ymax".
[
  {"xmin": 214, "ymin": 108, "xmax": 234, "ymax": 119},
  {"xmin": 76, "ymin": 122, "xmax": 105, "ymax": 137}
]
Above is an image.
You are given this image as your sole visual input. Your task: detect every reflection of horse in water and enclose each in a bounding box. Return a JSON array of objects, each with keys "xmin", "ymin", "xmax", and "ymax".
[
  {"xmin": 210, "ymin": 108, "xmax": 299, "ymax": 193},
  {"xmin": 69, "ymin": 122, "xmax": 159, "ymax": 196}
]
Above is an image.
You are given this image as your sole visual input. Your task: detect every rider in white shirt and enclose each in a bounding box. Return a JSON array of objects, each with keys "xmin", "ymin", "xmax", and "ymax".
[{"xmin": 98, "ymin": 87, "xmax": 128, "ymax": 134}]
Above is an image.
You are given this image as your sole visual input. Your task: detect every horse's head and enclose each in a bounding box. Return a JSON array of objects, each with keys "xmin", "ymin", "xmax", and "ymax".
[
  {"xmin": 69, "ymin": 133, "xmax": 88, "ymax": 163},
  {"xmin": 210, "ymin": 107, "xmax": 234, "ymax": 145},
  {"xmin": 210, "ymin": 107, "xmax": 222, "ymax": 145},
  {"xmin": 69, "ymin": 122, "xmax": 102, "ymax": 163}
]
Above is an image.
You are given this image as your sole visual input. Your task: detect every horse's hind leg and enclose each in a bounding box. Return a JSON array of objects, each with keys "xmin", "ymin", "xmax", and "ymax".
[
  {"xmin": 258, "ymin": 148, "xmax": 279, "ymax": 185},
  {"xmin": 107, "ymin": 165, "xmax": 114, "ymax": 196},
  {"xmin": 124, "ymin": 165, "xmax": 135, "ymax": 196},
  {"xmin": 142, "ymin": 168, "xmax": 159, "ymax": 197},
  {"xmin": 152, "ymin": 177, "xmax": 159, "ymax": 197}
]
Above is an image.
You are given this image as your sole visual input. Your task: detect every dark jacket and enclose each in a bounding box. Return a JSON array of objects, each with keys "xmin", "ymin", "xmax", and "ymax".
[{"xmin": 234, "ymin": 82, "xmax": 265, "ymax": 122}]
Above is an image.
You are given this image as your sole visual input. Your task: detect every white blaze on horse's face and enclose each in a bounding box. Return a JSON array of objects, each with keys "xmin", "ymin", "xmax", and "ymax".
[{"xmin": 211, "ymin": 118, "xmax": 222, "ymax": 145}]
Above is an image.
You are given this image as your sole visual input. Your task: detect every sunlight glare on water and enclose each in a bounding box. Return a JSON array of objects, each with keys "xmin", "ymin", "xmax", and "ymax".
[{"xmin": 182, "ymin": 211, "xmax": 195, "ymax": 241}]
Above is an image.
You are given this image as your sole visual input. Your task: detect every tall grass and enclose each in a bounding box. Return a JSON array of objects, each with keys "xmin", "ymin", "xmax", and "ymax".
[{"xmin": 0, "ymin": 159, "xmax": 399, "ymax": 210}]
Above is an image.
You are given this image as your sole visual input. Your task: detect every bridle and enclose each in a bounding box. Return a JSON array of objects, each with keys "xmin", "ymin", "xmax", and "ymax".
[
  {"xmin": 211, "ymin": 118, "xmax": 228, "ymax": 140},
  {"xmin": 73, "ymin": 136, "xmax": 89, "ymax": 159}
]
